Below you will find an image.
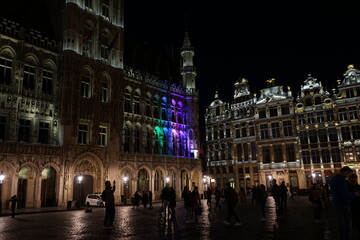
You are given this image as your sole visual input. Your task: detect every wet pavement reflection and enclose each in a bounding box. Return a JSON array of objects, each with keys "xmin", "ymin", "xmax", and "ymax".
[{"xmin": 0, "ymin": 196, "xmax": 341, "ymax": 240}]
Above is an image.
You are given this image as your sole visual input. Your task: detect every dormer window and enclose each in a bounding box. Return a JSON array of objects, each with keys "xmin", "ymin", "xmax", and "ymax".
[{"xmin": 346, "ymin": 88, "xmax": 355, "ymax": 98}]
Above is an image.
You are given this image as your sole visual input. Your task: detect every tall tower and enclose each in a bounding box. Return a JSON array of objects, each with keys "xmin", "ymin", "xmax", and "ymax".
[
  {"xmin": 180, "ymin": 32, "xmax": 196, "ymax": 89},
  {"xmin": 180, "ymin": 30, "xmax": 200, "ymax": 159}
]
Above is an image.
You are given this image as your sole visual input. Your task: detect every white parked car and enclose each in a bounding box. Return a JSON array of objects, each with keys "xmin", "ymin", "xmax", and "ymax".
[{"xmin": 85, "ymin": 193, "xmax": 105, "ymax": 207}]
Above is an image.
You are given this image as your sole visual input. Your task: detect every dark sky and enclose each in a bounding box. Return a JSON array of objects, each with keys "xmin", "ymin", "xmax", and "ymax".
[{"xmin": 124, "ymin": 0, "xmax": 360, "ymax": 129}]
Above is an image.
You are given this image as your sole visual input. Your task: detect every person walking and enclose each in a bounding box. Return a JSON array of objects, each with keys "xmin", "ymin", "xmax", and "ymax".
[
  {"xmin": 251, "ymin": 186, "xmax": 257, "ymax": 205},
  {"xmin": 142, "ymin": 191, "xmax": 149, "ymax": 208},
  {"xmin": 9, "ymin": 195, "xmax": 17, "ymax": 218},
  {"xmin": 223, "ymin": 183, "xmax": 241, "ymax": 226},
  {"xmin": 148, "ymin": 191, "xmax": 153, "ymax": 209},
  {"xmin": 239, "ymin": 187, "xmax": 246, "ymax": 203},
  {"xmin": 347, "ymin": 173, "xmax": 360, "ymax": 239},
  {"xmin": 309, "ymin": 183, "xmax": 323, "ymax": 223},
  {"xmin": 214, "ymin": 187, "xmax": 222, "ymax": 210},
  {"xmin": 289, "ymin": 184, "xmax": 294, "ymax": 200},
  {"xmin": 330, "ymin": 166, "xmax": 358, "ymax": 240},
  {"xmin": 324, "ymin": 183, "xmax": 330, "ymax": 202},
  {"xmin": 133, "ymin": 191, "xmax": 140, "ymax": 209},
  {"xmin": 257, "ymin": 184, "xmax": 268, "ymax": 221},
  {"xmin": 192, "ymin": 186, "xmax": 201, "ymax": 223},
  {"xmin": 159, "ymin": 183, "xmax": 170, "ymax": 218},
  {"xmin": 168, "ymin": 187, "xmax": 177, "ymax": 221},
  {"xmin": 271, "ymin": 179, "xmax": 280, "ymax": 214},
  {"xmin": 101, "ymin": 180, "xmax": 116, "ymax": 229},
  {"xmin": 206, "ymin": 188, "xmax": 212, "ymax": 210},
  {"xmin": 279, "ymin": 181, "xmax": 288, "ymax": 212}
]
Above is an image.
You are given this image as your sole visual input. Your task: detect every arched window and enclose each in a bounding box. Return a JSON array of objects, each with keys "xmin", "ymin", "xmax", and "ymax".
[
  {"xmin": 153, "ymin": 96, "xmax": 160, "ymax": 118},
  {"xmin": 134, "ymin": 126, "xmax": 140, "ymax": 153},
  {"xmin": 134, "ymin": 91, "xmax": 140, "ymax": 114},
  {"xmin": 162, "ymin": 130, "xmax": 168, "ymax": 155},
  {"xmin": 154, "ymin": 170, "xmax": 163, "ymax": 191},
  {"xmin": 146, "ymin": 129, "xmax": 152, "ymax": 154},
  {"xmin": 177, "ymin": 113, "xmax": 183, "ymax": 124},
  {"xmin": 154, "ymin": 129, "xmax": 160, "ymax": 154},
  {"xmin": 161, "ymin": 109, "xmax": 167, "ymax": 120},
  {"xmin": 172, "ymin": 132, "xmax": 178, "ymax": 156},
  {"xmin": 124, "ymin": 88, "xmax": 131, "ymax": 112},
  {"xmin": 171, "ymin": 112, "xmax": 176, "ymax": 122},
  {"xmin": 123, "ymin": 126, "xmax": 131, "ymax": 152},
  {"xmin": 0, "ymin": 55, "xmax": 13, "ymax": 85}
]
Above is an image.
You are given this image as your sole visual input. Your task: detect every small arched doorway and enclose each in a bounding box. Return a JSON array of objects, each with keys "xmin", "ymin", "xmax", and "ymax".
[
  {"xmin": 41, "ymin": 166, "xmax": 57, "ymax": 207},
  {"xmin": 137, "ymin": 168, "xmax": 149, "ymax": 192},
  {"xmin": 73, "ymin": 175, "xmax": 93, "ymax": 205}
]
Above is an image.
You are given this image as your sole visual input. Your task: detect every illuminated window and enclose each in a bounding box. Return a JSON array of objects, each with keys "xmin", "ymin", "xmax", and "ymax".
[
  {"xmin": 286, "ymin": 144, "xmax": 295, "ymax": 162},
  {"xmin": 99, "ymin": 126, "xmax": 107, "ymax": 147},
  {"xmin": 271, "ymin": 122, "xmax": 280, "ymax": 138},
  {"xmin": 338, "ymin": 108, "xmax": 348, "ymax": 121},
  {"xmin": 38, "ymin": 122, "xmax": 49, "ymax": 144},
  {"xmin": 260, "ymin": 124, "xmax": 269, "ymax": 139},
  {"xmin": 316, "ymin": 111, "xmax": 324, "ymax": 123},
  {"xmin": 100, "ymin": 82, "xmax": 108, "ymax": 103},
  {"xmin": 349, "ymin": 106, "xmax": 358, "ymax": 120},
  {"xmin": 326, "ymin": 110, "xmax": 334, "ymax": 122},
  {"xmin": 0, "ymin": 57, "xmax": 12, "ymax": 85},
  {"xmin": 42, "ymin": 70, "xmax": 53, "ymax": 95},
  {"xmin": 298, "ymin": 115, "xmax": 305, "ymax": 125},
  {"xmin": 80, "ymin": 75, "xmax": 91, "ymax": 98},
  {"xmin": 23, "ymin": 64, "xmax": 35, "ymax": 90},
  {"xmin": 78, "ymin": 123, "xmax": 89, "ymax": 144},
  {"xmin": 0, "ymin": 116, "xmax": 6, "ymax": 140},
  {"xmin": 19, "ymin": 119, "xmax": 31, "ymax": 142},
  {"xmin": 341, "ymin": 126, "xmax": 351, "ymax": 141},
  {"xmin": 352, "ymin": 125, "xmax": 360, "ymax": 139},
  {"xmin": 283, "ymin": 120, "xmax": 292, "ymax": 137}
]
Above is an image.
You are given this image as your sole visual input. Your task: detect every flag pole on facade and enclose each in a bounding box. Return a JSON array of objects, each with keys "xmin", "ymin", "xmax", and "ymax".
[{"xmin": 106, "ymin": 31, "xmax": 120, "ymax": 58}]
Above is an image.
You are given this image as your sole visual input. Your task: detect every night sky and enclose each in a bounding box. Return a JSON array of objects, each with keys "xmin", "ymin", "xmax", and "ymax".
[
  {"xmin": 2, "ymin": 1, "xmax": 360, "ymax": 140},
  {"xmin": 124, "ymin": 0, "xmax": 360, "ymax": 134}
]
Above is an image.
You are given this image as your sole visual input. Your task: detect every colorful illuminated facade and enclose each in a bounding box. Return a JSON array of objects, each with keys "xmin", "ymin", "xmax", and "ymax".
[
  {"xmin": 205, "ymin": 66, "xmax": 360, "ymax": 192},
  {"xmin": 0, "ymin": 0, "xmax": 201, "ymax": 209}
]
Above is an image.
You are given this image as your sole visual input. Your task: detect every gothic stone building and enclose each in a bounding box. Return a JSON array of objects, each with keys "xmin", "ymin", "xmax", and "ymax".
[
  {"xmin": 0, "ymin": 0, "xmax": 201, "ymax": 209},
  {"xmin": 205, "ymin": 66, "xmax": 360, "ymax": 192}
]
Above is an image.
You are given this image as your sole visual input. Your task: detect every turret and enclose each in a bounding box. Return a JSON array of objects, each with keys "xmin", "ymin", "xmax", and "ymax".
[{"xmin": 180, "ymin": 32, "xmax": 196, "ymax": 90}]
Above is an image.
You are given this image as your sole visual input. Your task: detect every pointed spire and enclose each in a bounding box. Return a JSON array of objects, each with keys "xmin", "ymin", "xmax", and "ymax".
[{"xmin": 181, "ymin": 15, "xmax": 194, "ymax": 51}]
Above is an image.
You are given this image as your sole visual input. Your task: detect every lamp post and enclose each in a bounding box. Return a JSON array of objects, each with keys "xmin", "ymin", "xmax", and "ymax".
[
  {"xmin": 77, "ymin": 175, "xmax": 83, "ymax": 206},
  {"xmin": 312, "ymin": 173, "xmax": 316, "ymax": 184},
  {"xmin": 165, "ymin": 177, "xmax": 170, "ymax": 185},
  {"xmin": 123, "ymin": 176, "xmax": 128, "ymax": 205},
  {"xmin": 0, "ymin": 171, "xmax": 5, "ymax": 215}
]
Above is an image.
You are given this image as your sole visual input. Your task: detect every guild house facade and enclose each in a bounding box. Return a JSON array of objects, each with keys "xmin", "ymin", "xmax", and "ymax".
[{"xmin": 205, "ymin": 66, "xmax": 360, "ymax": 192}]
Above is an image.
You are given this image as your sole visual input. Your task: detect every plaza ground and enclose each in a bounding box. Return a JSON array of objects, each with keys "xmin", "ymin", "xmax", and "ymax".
[{"xmin": 0, "ymin": 196, "xmax": 348, "ymax": 240}]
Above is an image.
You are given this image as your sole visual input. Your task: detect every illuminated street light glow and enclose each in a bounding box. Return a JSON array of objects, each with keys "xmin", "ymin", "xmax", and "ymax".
[
  {"xmin": 267, "ymin": 175, "xmax": 272, "ymax": 180},
  {"xmin": 0, "ymin": 171, "xmax": 4, "ymax": 184},
  {"xmin": 203, "ymin": 177, "xmax": 207, "ymax": 183},
  {"xmin": 312, "ymin": 173, "xmax": 316, "ymax": 179},
  {"xmin": 77, "ymin": 175, "xmax": 83, "ymax": 184},
  {"xmin": 210, "ymin": 179, "xmax": 216, "ymax": 183},
  {"xmin": 123, "ymin": 176, "xmax": 128, "ymax": 183},
  {"xmin": 165, "ymin": 177, "xmax": 170, "ymax": 183}
]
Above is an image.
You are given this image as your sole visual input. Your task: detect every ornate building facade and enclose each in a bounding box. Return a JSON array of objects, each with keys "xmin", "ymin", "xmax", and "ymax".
[
  {"xmin": 0, "ymin": 0, "xmax": 201, "ymax": 209},
  {"xmin": 205, "ymin": 65, "xmax": 360, "ymax": 192}
]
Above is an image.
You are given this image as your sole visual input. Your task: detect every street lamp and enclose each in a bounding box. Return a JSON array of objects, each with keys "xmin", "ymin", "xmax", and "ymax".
[
  {"xmin": 165, "ymin": 177, "xmax": 170, "ymax": 184},
  {"xmin": 123, "ymin": 176, "xmax": 128, "ymax": 204},
  {"xmin": 312, "ymin": 173, "xmax": 316, "ymax": 183},
  {"xmin": 0, "ymin": 171, "xmax": 5, "ymax": 215},
  {"xmin": 77, "ymin": 175, "xmax": 83, "ymax": 206},
  {"xmin": 203, "ymin": 177, "xmax": 207, "ymax": 191}
]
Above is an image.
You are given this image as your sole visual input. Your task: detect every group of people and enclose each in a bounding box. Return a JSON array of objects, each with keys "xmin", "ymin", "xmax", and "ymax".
[{"xmin": 131, "ymin": 190, "xmax": 153, "ymax": 209}]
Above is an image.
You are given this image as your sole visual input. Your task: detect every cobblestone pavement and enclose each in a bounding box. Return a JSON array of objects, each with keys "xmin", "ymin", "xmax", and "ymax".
[{"xmin": 0, "ymin": 196, "xmax": 347, "ymax": 240}]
